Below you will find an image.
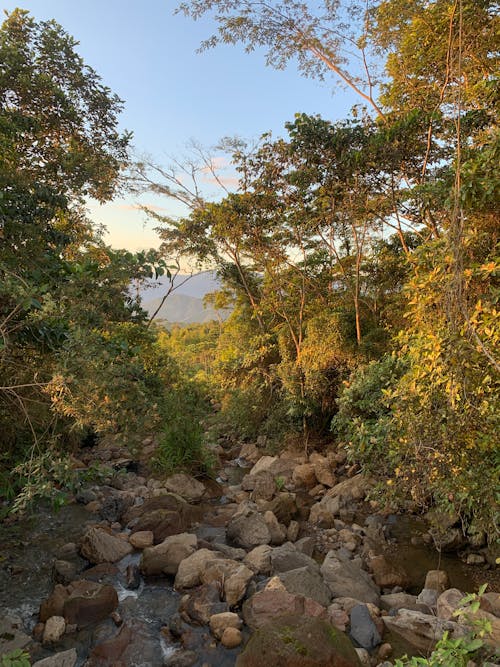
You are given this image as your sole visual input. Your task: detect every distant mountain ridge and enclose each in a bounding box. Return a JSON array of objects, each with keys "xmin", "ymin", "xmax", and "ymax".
[{"xmin": 139, "ymin": 271, "xmax": 228, "ymax": 324}]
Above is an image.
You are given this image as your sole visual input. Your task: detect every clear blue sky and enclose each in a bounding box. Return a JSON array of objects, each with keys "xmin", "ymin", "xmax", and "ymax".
[{"xmin": 3, "ymin": 1, "xmax": 357, "ymax": 250}]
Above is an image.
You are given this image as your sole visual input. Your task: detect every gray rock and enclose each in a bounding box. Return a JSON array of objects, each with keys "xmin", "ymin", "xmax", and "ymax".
[
  {"xmin": 295, "ymin": 536, "xmax": 315, "ymax": 556},
  {"xmin": 0, "ymin": 615, "xmax": 31, "ymax": 655},
  {"xmin": 270, "ymin": 542, "xmax": 319, "ymax": 573},
  {"xmin": 32, "ymin": 649, "xmax": 77, "ymax": 667},
  {"xmin": 276, "ymin": 566, "xmax": 331, "ymax": 606},
  {"xmin": 140, "ymin": 533, "xmax": 197, "ymax": 576},
  {"xmin": 382, "ymin": 609, "xmax": 467, "ymax": 652},
  {"xmin": 380, "ymin": 593, "xmax": 424, "ymax": 612},
  {"xmin": 52, "ymin": 560, "xmax": 77, "ymax": 586},
  {"xmin": 416, "ymin": 588, "xmax": 439, "ymax": 609},
  {"xmin": 164, "ymin": 474, "xmax": 206, "ymax": 502},
  {"xmin": 226, "ymin": 509, "xmax": 271, "ymax": 550},
  {"xmin": 320, "ymin": 551, "xmax": 380, "ymax": 605},
  {"xmin": 350, "ymin": 604, "xmax": 381, "ymax": 650},
  {"xmin": 80, "ymin": 527, "xmax": 133, "ymax": 564},
  {"xmin": 212, "ymin": 543, "xmax": 246, "ymax": 560}
]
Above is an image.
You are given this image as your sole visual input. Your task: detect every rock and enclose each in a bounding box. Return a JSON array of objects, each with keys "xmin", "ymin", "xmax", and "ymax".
[
  {"xmin": 309, "ymin": 496, "xmax": 340, "ymax": 526},
  {"xmin": 81, "ymin": 562, "xmax": 118, "ymax": 583},
  {"xmin": 242, "ymin": 590, "xmax": 326, "ymax": 630},
  {"xmin": 263, "ymin": 511, "xmax": 287, "ymax": 545},
  {"xmin": 324, "ymin": 474, "xmax": 374, "ymax": 504},
  {"xmin": 251, "ymin": 472, "xmax": 276, "ymax": 502},
  {"xmin": 328, "ymin": 606, "xmax": 350, "ymax": 632},
  {"xmin": 287, "ymin": 520, "xmax": 300, "ymax": 542},
  {"xmin": 124, "ymin": 494, "xmax": 201, "ymax": 543},
  {"xmin": 292, "ymin": 463, "xmax": 317, "ymax": 489},
  {"xmin": 275, "ymin": 566, "xmax": 331, "ymax": 607},
  {"xmin": 164, "ymin": 473, "xmax": 206, "ymax": 502},
  {"xmin": 295, "ymin": 536, "xmax": 315, "ymax": 557},
  {"xmin": 179, "ymin": 583, "xmax": 228, "ymax": 625},
  {"xmin": 41, "ymin": 580, "xmax": 119, "ymax": 628},
  {"xmin": 236, "ymin": 615, "xmax": 362, "ymax": 667},
  {"xmin": 85, "ymin": 622, "xmax": 133, "ymax": 666},
  {"xmin": 436, "ymin": 588, "xmax": 464, "ymax": 620},
  {"xmin": 377, "ymin": 643, "xmax": 393, "ymax": 661},
  {"xmin": 164, "ymin": 650, "xmax": 197, "ymax": 667},
  {"xmin": 129, "ymin": 530, "xmax": 154, "ymax": 549},
  {"xmin": 140, "ymin": 533, "xmax": 197, "ymax": 576},
  {"xmin": 42, "ymin": 616, "xmax": 66, "ymax": 644},
  {"xmin": 221, "ymin": 626, "xmax": 242, "ymax": 648},
  {"xmin": 416, "ymin": 588, "xmax": 439, "ymax": 609},
  {"xmin": 175, "ymin": 549, "xmax": 218, "ymax": 589},
  {"xmin": 270, "ymin": 542, "xmax": 319, "ymax": 573},
  {"xmin": 382, "ymin": 609, "xmax": 467, "ymax": 652},
  {"xmin": 309, "ymin": 453, "xmax": 335, "ymax": 487},
  {"xmin": 226, "ymin": 509, "xmax": 271, "ymax": 550},
  {"xmin": 424, "ymin": 570, "xmax": 450, "ymax": 592},
  {"xmin": 209, "ymin": 612, "xmax": 242, "ymax": 639},
  {"xmin": 240, "ymin": 442, "xmax": 262, "ymax": 464},
  {"xmin": 457, "ymin": 608, "xmax": 500, "ymax": 648},
  {"xmin": 210, "ymin": 543, "xmax": 246, "ymax": 560},
  {"xmin": 244, "ymin": 545, "xmax": 272, "ymax": 575},
  {"xmin": 380, "ymin": 593, "xmax": 424, "ymax": 612},
  {"xmin": 369, "ymin": 555, "xmax": 410, "ymax": 589},
  {"xmin": 354, "ymin": 648, "xmax": 370, "ymax": 666},
  {"xmin": 32, "ymin": 649, "xmax": 78, "ymax": 667},
  {"xmin": 320, "ymin": 552, "xmax": 380, "ymax": 605},
  {"xmin": 0, "ymin": 615, "xmax": 31, "ymax": 655},
  {"xmin": 99, "ymin": 494, "xmax": 132, "ymax": 523},
  {"xmin": 429, "ymin": 526, "xmax": 466, "ymax": 551},
  {"xmin": 349, "ymin": 604, "xmax": 381, "ymax": 650},
  {"xmin": 480, "ymin": 592, "xmax": 500, "ymax": 617},
  {"xmin": 52, "ymin": 560, "xmax": 78, "ymax": 586},
  {"xmin": 250, "ymin": 456, "xmax": 278, "ymax": 476},
  {"xmin": 80, "ymin": 527, "xmax": 133, "ymax": 564},
  {"xmin": 265, "ymin": 492, "xmax": 297, "ymax": 526},
  {"xmin": 125, "ymin": 564, "xmax": 141, "ymax": 590},
  {"xmin": 466, "ymin": 553, "xmax": 485, "ymax": 565}
]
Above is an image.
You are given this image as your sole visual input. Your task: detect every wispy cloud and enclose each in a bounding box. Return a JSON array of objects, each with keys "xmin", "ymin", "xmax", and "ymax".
[
  {"xmin": 115, "ymin": 203, "xmax": 169, "ymax": 212},
  {"xmin": 202, "ymin": 175, "xmax": 240, "ymax": 187}
]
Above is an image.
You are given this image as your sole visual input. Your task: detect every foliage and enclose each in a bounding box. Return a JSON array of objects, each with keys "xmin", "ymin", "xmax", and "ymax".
[{"xmin": 0, "ymin": 650, "xmax": 30, "ymax": 667}]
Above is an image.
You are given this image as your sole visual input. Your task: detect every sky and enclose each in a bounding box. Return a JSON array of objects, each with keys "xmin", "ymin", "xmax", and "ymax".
[{"xmin": 3, "ymin": 0, "xmax": 358, "ymax": 250}]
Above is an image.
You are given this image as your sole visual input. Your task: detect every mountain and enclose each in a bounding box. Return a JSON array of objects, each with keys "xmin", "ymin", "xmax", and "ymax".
[{"xmin": 139, "ymin": 271, "xmax": 229, "ymax": 325}]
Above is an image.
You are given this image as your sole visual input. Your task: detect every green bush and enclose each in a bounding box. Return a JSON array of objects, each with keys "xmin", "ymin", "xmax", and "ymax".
[{"xmin": 0, "ymin": 649, "xmax": 31, "ymax": 667}]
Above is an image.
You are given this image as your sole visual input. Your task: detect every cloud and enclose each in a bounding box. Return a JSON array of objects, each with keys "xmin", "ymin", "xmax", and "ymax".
[
  {"xmin": 200, "ymin": 156, "xmax": 229, "ymax": 174},
  {"xmin": 114, "ymin": 203, "xmax": 169, "ymax": 212},
  {"xmin": 202, "ymin": 175, "xmax": 240, "ymax": 187}
]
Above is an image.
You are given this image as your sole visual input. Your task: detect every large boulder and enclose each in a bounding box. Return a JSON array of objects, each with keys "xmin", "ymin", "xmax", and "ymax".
[
  {"xmin": 164, "ymin": 473, "xmax": 206, "ymax": 502},
  {"xmin": 320, "ymin": 552, "xmax": 380, "ymax": 606},
  {"xmin": 324, "ymin": 474, "xmax": 374, "ymax": 504},
  {"xmin": 140, "ymin": 533, "xmax": 197, "ymax": 576},
  {"xmin": 41, "ymin": 580, "xmax": 118, "ymax": 629},
  {"xmin": 265, "ymin": 493, "xmax": 298, "ymax": 526},
  {"xmin": 242, "ymin": 589, "xmax": 326, "ymax": 630},
  {"xmin": 124, "ymin": 494, "xmax": 202, "ymax": 543},
  {"xmin": 236, "ymin": 615, "xmax": 361, "ymax": 667},
  {"xmin": 226, "ymin": 509, "xmax": 271, "ymax": 550},
  {"xmin": 292, "ymin": 463, "xmax": 317, "ymax": 489},
  {"xmin": 175, "ymin": 549, "xmax": 217, "ymax": 589},
  {"xmin": 309, "ymin": 453, "xmax": 336, "ymax": 488},
  {"xmin": 274, "ymin": 566, "xmax": 331, "ymax": 607},
  {"xmin": 80, "ymin": 527, "xmax": 133, "ymax": 564},
  {"xmin": 368, "ymin": 554, "xmax": 410, "ymax": 589},
  {"xmin": 250, "ymin": 472, "xmax": 277, "ymax": 502},
  {"xmin": 382, "ymin": 609, "xmax": 467, "ymax": 652},
  {"xmin": 349, "ymin": 604, "xmax": 381, "ymax": 650},
  {"xmin": 244, "ymin": 545, "xmax": 273, "ymax": 575},
  {"xmin": 179, "ymin": 582, "xmax": 229, "ymax": 624}
]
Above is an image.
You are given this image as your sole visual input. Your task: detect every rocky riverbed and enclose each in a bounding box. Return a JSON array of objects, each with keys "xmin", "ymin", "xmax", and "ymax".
[{"xmin": 1, "ymin": 439, "xmax": 499, "ymax": 667}]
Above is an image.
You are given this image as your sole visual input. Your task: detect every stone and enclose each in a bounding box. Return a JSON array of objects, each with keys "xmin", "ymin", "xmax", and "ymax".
[
  {"xmin": 124, "ymin": 494, "xmax": 200, "ymax": 543},
  {"xmin": 328, "ymin": 606, "xmax": 350, "ymax": 632},
  {"xmin": 270, "ymin": 542, "xmax": 319, "ymax": 573},
  {"xmin": 129, "ymin": 530, "xmax": 154, "ymax": 549},
  {"xmin": 164, "ymin": 650, "xmax": 197, "ymax": 667},
  {"xmin": 354, "ymin": 648, "xmax": 370, "ymax": 666},
  {"xmin": 175, "ymin": 549, "xmax": 218, "ymax": 589},
  {"xmin": 380, "ymin": 593, "xmax": 424, "ymax": 612},
  {"xmin": 416, "ymin": 588, "xmax": 439, "ymax": 609},
  {"xmin": 125, "ymin": 564, "xmax": 141, "ymax": 590},
  {"xmin": 226, "ymin": 509, "xmax": 271, "ymax": 550},
  {"xmin": 324, "ymin": 474, "xmax": 374, "ymax": 504},
  {"xmin": 236, "ymin": 615, "xmax": 362, "ymax": 667},
  {"xmin": 436, "ymin": 588, "xmax": 464, "ymax": 620},
  {"xmin": 221, "ymin": 626, "xmax": 242, "ymax": 648},
  {"xmin": 140, "ymin": 533, "xmax": 197, "ymax": 576},
  {"xmin": 99, "ymin": 493, "xmax": 132, "ymax": 523},
  {"xmin": 349, "ymin": 604, "xmax": 381, "ymax": 650},
  {"xmin": 52, "ymin": 560, "xmax": 78, "ymax": 586},
  {"xmin": 244, "ymin": 545, "xmax": 272, "ymax": 575},
  {"xmin": 480, "ymin": 592, "xmax": 500, "ymax": 617},
  {"xmin": 164, "ymin": 473, "xmax": 206, "ymax": 502},
  {"xmin": 80, "ymin": 526, "xmax": 133, "ymax": 564},
  {"xmin": 377, "ymin": 643, "xmax": 393, "ymax": 661},
  {"xmin": 265, "ymin": 492, "xmax": 297, "ymax": 526},
  {"xmin": 32, "ymin": 649, "xmax": 78, "ymax": 667},
  {"xmin": 179, "ymin": 583, "xmax": 228, "ymax": 625},
  {"xmin": 263, "ymin": 510, "xmax": 287, "ymax": 545},
  {"xmin": 62, "ymin": 580, "xmax": 118, "ymax": 628},
  {"xmin": 242, "ymin": 590, "xmax": 326, "ymax": 630},
  {"xmin": 0, "ymin": 615, "xmax": 31, "ymax": 655},
  {"xmin": 85, "ymin": 623, "xmax": 133, "ymax": 666},
  {"xmin": 287, "ymin": 520, "xmax": 300, "ymax": 542},
  {"xmin": 240, "ymin": 442, "xmax": 262, "ymax": 463},
  {"xmin": 42, "ymin": 616, "xmax": 66, "ymax": 644},
  {"xmin": 251, "ymin": 472, "xmax": 276, "ymax": 502},
  {"xmin": 320, "ymin": 552, "xmax": 380, "ymax": 606},
  {"xmin": 466, "ymin": 553, "xmax": 485, "ymax": 565},
  {"xmin": 309, "ymin": 496, "xmax": 340, "ymax": 526},
  {"xmin": 424, "ymin": 570, "xmax": 450, "ymax": 592},
  {"xmin": 295, "ymin": 536, "xmax": 315, "ymax": 557},
  {"xmin": 292, "ymin": 463, "xmax": 317, "ymax": 489},
  {"xmin": 250, "ymin": 456, "xmax": 278, "ymax": 476},
  {"xmin": 369, "ymin": 555, "xmax": 410, "ymax": 589},
  {"xmin": 275, "ymin": 566, "xmax": 331, "ymax": 607},
  {"xmin": 209, "ymin": 612, "xmax": 242, "ymax": 639},
  {"xmin": 220, "ymin": 564, "xmax": 254, "ymax": 607},
  {"xmin": 382, "ymin": 609, "xmax": 467, "ymax": 652},
  {"xmin": 309, "ymin": 453, "xmax": 335, "ymax": 487},
  {"xmin": 210, "ymin": 543, "xmax": 246, "ymax": 560},
  {"xmin": 429, "ymin": 526, "xmax": 466, "ymax": 552}
]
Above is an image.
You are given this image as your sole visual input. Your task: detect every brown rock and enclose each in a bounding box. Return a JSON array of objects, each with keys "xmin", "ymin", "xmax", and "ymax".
[
  {"xmin": 86, "ymin": 623, "xmax": 132, "ymax": 666},
  {"xmin": 369, "ymin": 555, "xmax": 411, "ymax": 589},
  {"xmin": 424, "ymin": 570, "xmax": 450, "ymax": 593},
  {"xmin": 129, "ymin": 531, "xmax": 154, "ymax": 549},
  {"xmin": 179, "ymin": 583, "xmax": 229, "ymax": 625},
  {"xmin": 292, "ymin": 464, "xmax": 317, "ymax": 489},
  {"xmin": 140, "ymin": 533, "xmax": 197, "ymax": 576},
  {"xmin": 63, "ymin": 580, "xmax": 118, "ymax": 628},
  {"xmin": 209, "ymin": 612, "xmax": 242, "ymax": 639},
  {"xmin": 436, "ymin": 588, "xmax": 464, "ymax": 620},
  {"xmin": 309, "ymin": 453, "xmax": 335, "ymax": 487},
  {"xmin": 42, "ymin": 616, "xmax": 66, "ymax": 644},
  {"xmin": 221, "ymin": 627, "xmax": 242, "ymax": 648},
  {"xmin": 80, "ymin": 527, "xmax": 133, "ymax": 564},
  {"xmin": 242, "ymin": 589, "xmax": 326, "ymax": 630},
  {"xmin": 164, "ymin": 474, "xmax": 206, "ymax": 502}
]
